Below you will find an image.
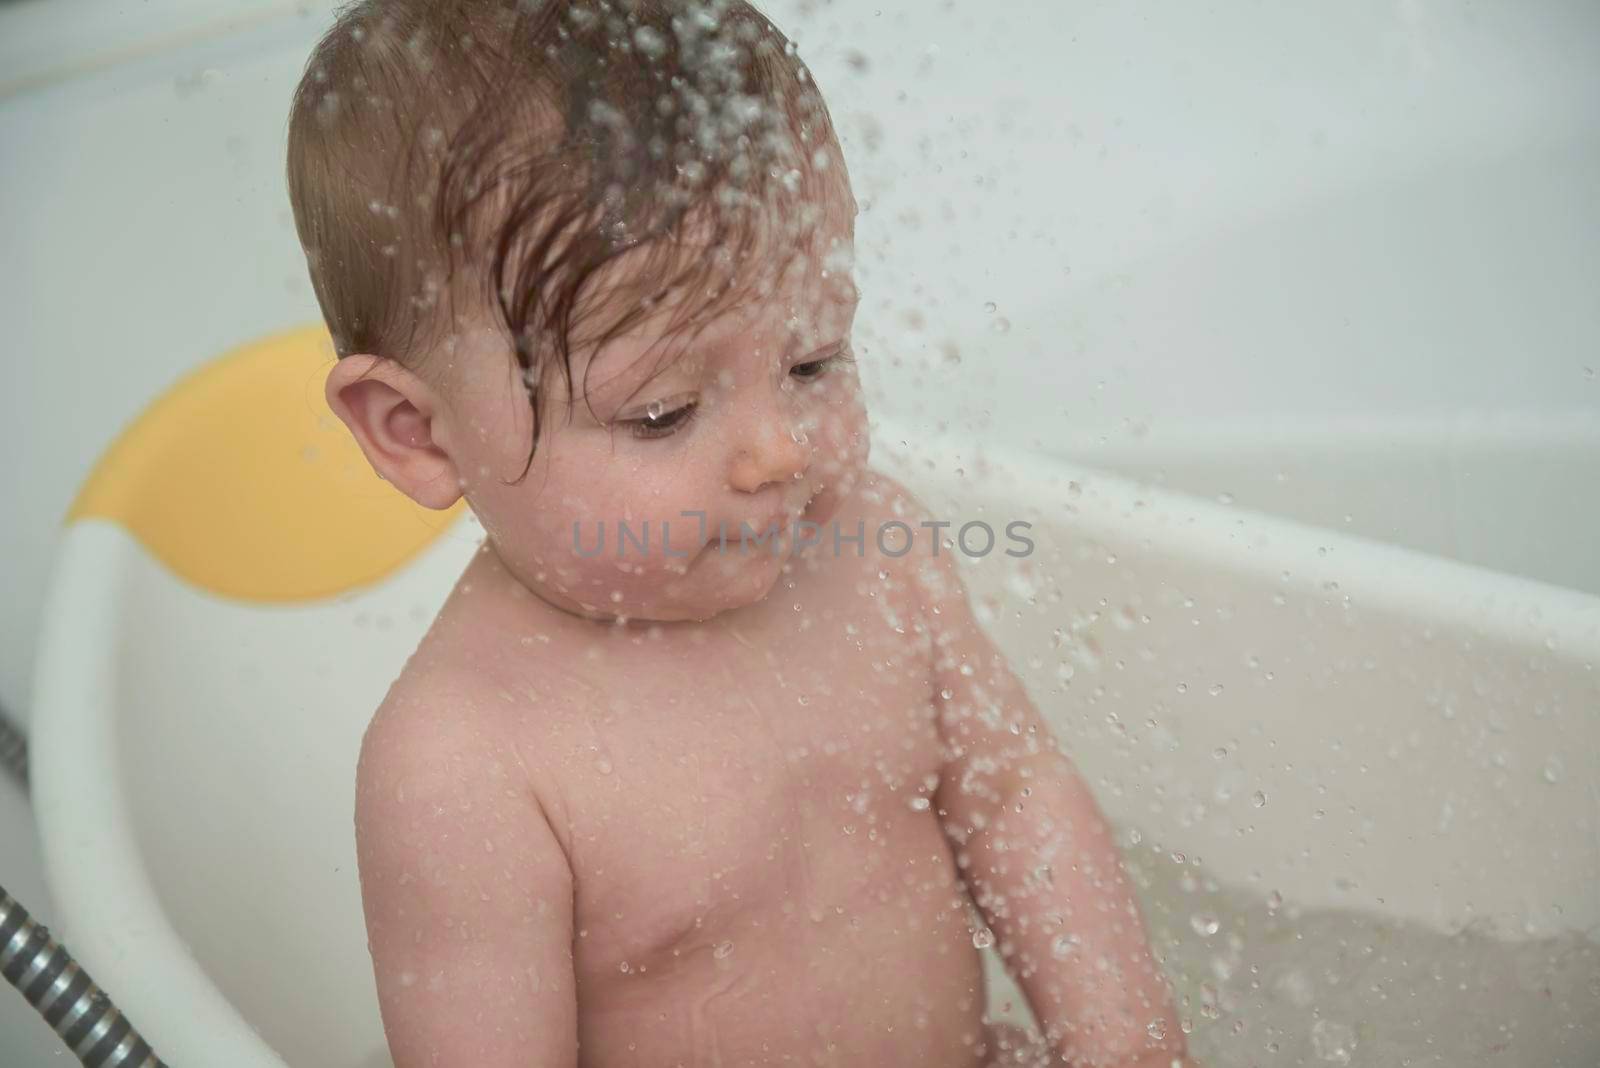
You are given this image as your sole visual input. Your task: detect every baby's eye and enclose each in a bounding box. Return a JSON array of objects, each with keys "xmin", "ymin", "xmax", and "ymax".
[
  {"xmin": 790, "ymin": 347, "xmax": 850, "ymax": 380},
  {"xmin": 621, "ymin": 399, "xmax": 697, "ymax": 440}
]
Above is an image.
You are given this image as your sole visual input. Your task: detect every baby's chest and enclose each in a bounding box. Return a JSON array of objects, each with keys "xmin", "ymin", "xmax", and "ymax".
[{"xmin": 546, "ymin": 625, "xmax": 947, "ymax": 974}]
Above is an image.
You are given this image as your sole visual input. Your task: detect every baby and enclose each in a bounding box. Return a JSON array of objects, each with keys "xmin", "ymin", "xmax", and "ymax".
[{"xmin": 287, "ymin": 1, "xmax": 1192, "ymax": 1065}]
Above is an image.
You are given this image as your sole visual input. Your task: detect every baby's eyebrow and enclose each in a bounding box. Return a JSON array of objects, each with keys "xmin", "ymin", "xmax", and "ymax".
[{"xmin": 577, "ymin": 337, "xmax": 700, "ymax": 419}]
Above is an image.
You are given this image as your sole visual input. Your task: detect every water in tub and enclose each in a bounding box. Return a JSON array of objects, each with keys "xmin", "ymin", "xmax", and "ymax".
[{"xmin": 1001, "ymin": 842, "xmax": 1600, "ymax": 1066}]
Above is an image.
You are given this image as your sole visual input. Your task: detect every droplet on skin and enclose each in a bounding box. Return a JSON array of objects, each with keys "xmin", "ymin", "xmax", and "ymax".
[
  {"xmin": 1191, "ymin": 912, "xmax": 1220, "ymax": 937},
  {"xmin": 713, "ymin": 940, "xmax": 734, "ymax": 959},
  {"xmin": 971, "ymin": 928, "xmax": 994, "ymax": 949}
]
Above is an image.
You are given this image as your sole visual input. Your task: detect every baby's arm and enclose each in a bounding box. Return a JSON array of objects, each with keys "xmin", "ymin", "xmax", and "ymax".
[
  {"xmin": 354, "ymin": 697, "xmax": 578, "ymax": 1067},
  {"xmin": 897, "ymin": 505, "xmax": 1191, "ymax": 1066}
]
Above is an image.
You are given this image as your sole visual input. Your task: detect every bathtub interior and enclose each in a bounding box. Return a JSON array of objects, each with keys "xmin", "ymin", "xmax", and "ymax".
[{"xmin": 85, "ymin": 433, "xmax": 1597, "ymax": 1067}]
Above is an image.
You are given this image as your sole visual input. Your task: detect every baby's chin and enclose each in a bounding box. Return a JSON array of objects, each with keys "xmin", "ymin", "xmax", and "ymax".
[
  {"xmin": 527, "ymin": 550, "xmax": 785, "ymax": 624},
  {"xmin": 663, "ymin": 546, "xmax": 793, "ymax": 620}
]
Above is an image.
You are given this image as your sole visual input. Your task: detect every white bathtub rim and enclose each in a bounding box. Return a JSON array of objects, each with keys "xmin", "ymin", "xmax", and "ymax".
[
  {"xmin": 871, "ymin": 423, "xmax": 1600, "ymax": 663},
  {"xmin": 29, "ymin": 520, "xmax": 291, "ymax": 1068}
]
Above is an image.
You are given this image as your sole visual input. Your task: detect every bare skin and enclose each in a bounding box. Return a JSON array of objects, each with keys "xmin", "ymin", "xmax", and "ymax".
[
  {"xmin": 336, "ymin": 218, "xmax": 1190, "ymax": 1067},
  {"xmin": 364, "ymin": 475, "xmax": 1006, "ymax": 1066},
  {"xmin": 355, "ymin": 473, "xmax": 1187, "ymax": 1067}
]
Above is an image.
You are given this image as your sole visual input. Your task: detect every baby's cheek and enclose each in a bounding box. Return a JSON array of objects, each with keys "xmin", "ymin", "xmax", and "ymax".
[{"xmin": 814, "ymin": 387, "xmax": 869, "ymax": 490}]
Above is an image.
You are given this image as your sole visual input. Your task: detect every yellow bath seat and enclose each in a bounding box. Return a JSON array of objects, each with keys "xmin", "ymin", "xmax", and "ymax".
[{"xmin": 65, "ymin": 324, "xmax": 465, "ymax": 602}]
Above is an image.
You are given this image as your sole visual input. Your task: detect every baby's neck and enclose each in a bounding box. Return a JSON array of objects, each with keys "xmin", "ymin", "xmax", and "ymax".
[{"xmin": 468, "ymin": 539, "xmax": 782, "ymax": 646}]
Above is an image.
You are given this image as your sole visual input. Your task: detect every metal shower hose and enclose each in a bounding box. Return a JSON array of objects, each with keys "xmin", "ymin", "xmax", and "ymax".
[{"xmin": 0, "ymin": 711, "xmax": 170, "ymax": 1066}]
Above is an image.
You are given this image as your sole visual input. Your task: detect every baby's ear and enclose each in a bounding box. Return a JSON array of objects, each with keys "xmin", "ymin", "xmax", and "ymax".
[{"xmin": 324, "ymin": 354, "xmax": 462, "ymax": 510}]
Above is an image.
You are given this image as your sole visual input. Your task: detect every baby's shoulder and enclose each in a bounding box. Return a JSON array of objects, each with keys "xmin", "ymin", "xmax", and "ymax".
[
  {"xmin": 837, "ymin": 466, "xmax": 936, "ymax": 526},
  {"xmin": 356, "ymin": 634, "xmax": 577, "ymax": 831},
  {"xmin": 830, "ymin": 465, "xmax": 971, "ymax": 613}
]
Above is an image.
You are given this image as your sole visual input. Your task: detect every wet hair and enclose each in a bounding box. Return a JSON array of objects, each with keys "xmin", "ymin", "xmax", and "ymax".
[{"xmin": 286, "ymin": 0, "xmax": 856, "ymax": 480}]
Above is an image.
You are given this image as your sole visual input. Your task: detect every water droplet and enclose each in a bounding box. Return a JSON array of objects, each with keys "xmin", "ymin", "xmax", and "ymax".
[
  {"xmin": 1267, "ymin": 890, "xmax": 1283, "ymax": 911},
  {"xmin": 1175, "ymin": 682, "xmax": 1188, "ymax": 694},
  {"xmin": 1541, "ymin": 757, "xmax": 1563, "ymax": 784},
  {"xmin": 713, "ymin": 940, "xmax": 734, "ymax": 959},
  {"xmin": 971, "ymin": 928, "xmax": 995, "ymax": 949},
  {"xmin": 1146, "ymin": 1018, "xmax": 1168, "ymax": 1041},
  {"xmin": 1310, "ymin": 1018, "xmax": 1356, "ymax": 1064},
  {"xmin": 1208, "ymin": 683, "xmax": 1224, "ymax": 696},
  {"xmin": 1212, "ymin": 746, "xmax": 1228, "ymax": 760},
  {"xmin": 1190, "ymin": 912, "xmax": 1220, "ymax": 937},
  {"xmin": 632, "ymin": 25, "xmax": 666, "ymax": 57},
  {"xmin": 990, "ymin": 316, "xmax": 1011, "ymax": 334},
  {"xmin": 983, "ymin": 301, "xmax": 998, "ymax": 314},
  {"xmin": 908, "ymin": 796, "xmax": 931, "ymax": 811},
  {"xmin": 1216, "ymin": 492, "xmax": 1235, "ymax": 505},
  {"xmin": 1050, "ymin": 933, "xmax": 1080, "ymax": 959},
  {"xmin": 1251, "ymin": 790, "xmax": 1267, "ymax": 808}
]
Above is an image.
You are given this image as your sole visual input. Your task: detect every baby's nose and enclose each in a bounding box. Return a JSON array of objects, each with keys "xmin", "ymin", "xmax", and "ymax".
[{"xmin": 728, "ymin": 417, "xmax": 810, "ymax": 493}]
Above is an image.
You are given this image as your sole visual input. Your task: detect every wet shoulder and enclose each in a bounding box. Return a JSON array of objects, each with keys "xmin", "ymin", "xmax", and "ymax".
[
  {"xmin": 835, "ymin": 466, "xmax": 964, "ymax": 591},
  {"xmin": 359, "ymin": 582, "xmax": 582, "ymax": 832},
  {"xmin": 820, "ymin": 466, "xmax": 962, "ymax": 654}
]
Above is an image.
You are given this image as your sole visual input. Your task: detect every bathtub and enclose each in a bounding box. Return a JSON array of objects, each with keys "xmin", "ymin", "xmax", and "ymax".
[{"xmin": 17, "ymin": 0, "xmax": 1600, "ymax": 1064}]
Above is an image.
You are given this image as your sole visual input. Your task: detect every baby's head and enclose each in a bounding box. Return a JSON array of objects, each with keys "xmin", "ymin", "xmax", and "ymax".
[{"xmin": 287, "ymin": 0, "xmax": 868, "ymax": 624}]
